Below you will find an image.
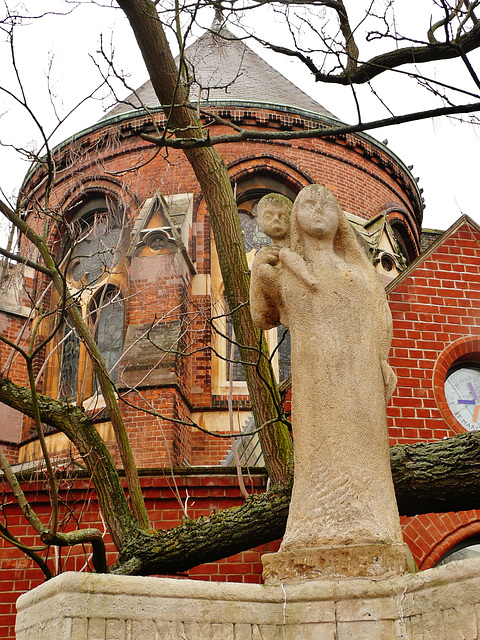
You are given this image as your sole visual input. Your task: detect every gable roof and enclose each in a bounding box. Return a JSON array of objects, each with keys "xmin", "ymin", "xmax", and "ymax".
[
  {"xmin": 386, "ymin": 214, "xmax": 480, "ymax": 294},
  {"xmin": 103, "ymin": 24, "xmax": 335, "ymax": 121}
]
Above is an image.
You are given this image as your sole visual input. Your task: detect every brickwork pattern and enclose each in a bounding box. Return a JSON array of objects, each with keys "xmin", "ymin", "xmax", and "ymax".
[
  {"xmin": 387, "ymin": 219, "xmax": 480, "ymax": 570},
  {"xmin": 387, "ymin": 222, "xmax": 480, "ymax": 446},
  {"xmin": 0, "ymin": 473, "xmax": 279, "ymax": 640}
]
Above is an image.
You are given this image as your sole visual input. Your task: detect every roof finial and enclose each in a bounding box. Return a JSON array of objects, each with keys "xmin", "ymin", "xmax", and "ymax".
[{"xmin": 212, "ymin": 2, "xmax": 224, "ymax": 32}]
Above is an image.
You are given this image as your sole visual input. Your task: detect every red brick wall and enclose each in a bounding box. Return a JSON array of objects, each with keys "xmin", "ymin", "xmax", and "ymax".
[
  {"xmin": 0, "ymin": 472, "xmax": 280, "ymax": 640},
  {"xmin": 387, "ymin": 219, "xmax": 480, "ymax": 445},
  {"xmin": 120, "ymin": 387, "xmax": 192, "ymax": 467},
  {"xmin": 190, "ymin": 430, "xmax": 233, "ymax": 466},
  {"xmin": 387, "ymin": 217, "xmax": 480, "ymax": 570}
]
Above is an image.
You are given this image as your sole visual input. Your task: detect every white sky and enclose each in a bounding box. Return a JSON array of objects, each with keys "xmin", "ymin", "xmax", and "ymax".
[{"xmin": 1, "ymin": 1, "xmax": 479, "ymax": 233}]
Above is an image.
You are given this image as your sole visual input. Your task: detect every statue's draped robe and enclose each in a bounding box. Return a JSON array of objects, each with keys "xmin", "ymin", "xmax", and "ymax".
[
  {"xmin": 277, "ymin": 252, "xmax": 403, "ymax": 550},
  {"xmin": 251, "ymin": 237, "xmax": 403, "ymax": 553}
]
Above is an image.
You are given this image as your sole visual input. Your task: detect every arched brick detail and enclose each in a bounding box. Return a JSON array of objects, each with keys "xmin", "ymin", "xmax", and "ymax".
[
  {"xmin": 228, "ymin": 155, "xmax": 312, "ymax": 194},
  {"xmin": 432, "ymin": 336, "xmax": 480, "ymax": 433},
  {"xmin": 401, "ymin": 511, "xmax": 480, "ymax": 569},
  {"xmin": 421, "ymin": 521, "xmax": 480, "ymax": 569},
  {"xmin": 387, "ymin": 210, "xmax": 421, "ymax": 261}
]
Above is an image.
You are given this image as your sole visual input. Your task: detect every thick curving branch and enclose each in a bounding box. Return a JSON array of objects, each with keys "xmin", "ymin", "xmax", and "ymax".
[
  {"xmin": 140, "ymin": 100, "xmax": 480, "ymax": 149},
  {"xmin": 0, "ymin": 377, "xmax": 137, "ymax": 550},
  {"xmin": 41, "ymin": 529, "xmax": 109, "ymax": 574},
  {"xmin": 114, "ymin": 486, "xmax": 291, "ymax": 575},
  {"xmin": 2, "ymin": 370, "xmax": 480, "ymax": 574}
]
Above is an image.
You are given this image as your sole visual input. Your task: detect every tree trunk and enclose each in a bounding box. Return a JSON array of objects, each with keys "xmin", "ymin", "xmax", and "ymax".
[
  {"xmin": 1, "ymin": 375, "xmax": 480, "ymax": 572},
  {"xmin": 391, "ymin": 431, "xmax": 480, "ymax": 516},
  {"xmin": 116, "ymin": 0, "xmax": 293, "ymax": 486}
]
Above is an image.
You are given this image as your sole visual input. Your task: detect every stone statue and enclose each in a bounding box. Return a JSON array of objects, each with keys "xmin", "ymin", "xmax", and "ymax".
[
  {"xmin": 256, "ymin": 193, "xmax": 292, "ymax": 248},
  {"xmin": 251, "ymin": 184, "xmax": 408, "ymax": 582},
  {"xmin": 252, "ymin": 194, "xmax": 292, "ymax": 328}
]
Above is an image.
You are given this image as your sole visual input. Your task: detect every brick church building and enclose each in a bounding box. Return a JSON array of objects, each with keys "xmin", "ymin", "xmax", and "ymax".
[{"xmin": 0, "ymin": 21, "xmax": 479, "ymax": 637}]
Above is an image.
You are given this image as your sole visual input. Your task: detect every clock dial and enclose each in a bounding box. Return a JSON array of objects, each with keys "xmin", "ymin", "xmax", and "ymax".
[{"xmin": 445, "ymin": 366, "xmax": 480, "ymax": 431}]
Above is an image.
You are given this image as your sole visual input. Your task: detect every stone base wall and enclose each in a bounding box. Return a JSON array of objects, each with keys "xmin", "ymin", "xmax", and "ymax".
[
  {"xmin": 0, "ymin": 472, "xmax": 278, "ymax": 640},
  {"xmin": 16, "ymin": 558, "xmax": 480, "ymax": 640}
]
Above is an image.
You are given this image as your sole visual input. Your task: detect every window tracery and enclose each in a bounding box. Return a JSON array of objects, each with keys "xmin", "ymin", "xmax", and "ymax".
[
  {"xmin": 58, "ymin": 320, "xmax": 80, "ymax": 402},
  {"xmin": 65, "ymin": 197, "xmax": 125, "ymax": 287},
  {"xmin": 51, "ymin": 194, "xmax": 127, "ymax": 404},
  {"xmin": 92, "ymin": 288, "xmax": 125, "ymax": 388}
]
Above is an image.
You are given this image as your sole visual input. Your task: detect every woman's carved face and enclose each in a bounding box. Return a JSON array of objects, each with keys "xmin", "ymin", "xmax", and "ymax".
[{"xmin": 294, "ymin": 186, "xmax": 339, "ymax": 240}]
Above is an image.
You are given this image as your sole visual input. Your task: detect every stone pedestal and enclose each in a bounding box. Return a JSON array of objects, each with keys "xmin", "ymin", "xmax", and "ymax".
[
  {"xmin": 15, "ymin": 558, "xmax": 480, "ymax": 639},
  {"xmin": 262, "ymin": 542, "xmax": 411, "ymax": 584}
]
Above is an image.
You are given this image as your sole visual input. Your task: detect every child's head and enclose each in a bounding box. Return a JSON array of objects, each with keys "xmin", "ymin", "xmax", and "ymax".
[{"xmin": 257, "ymin": 194, "xmax": 292, "ymax": 245}]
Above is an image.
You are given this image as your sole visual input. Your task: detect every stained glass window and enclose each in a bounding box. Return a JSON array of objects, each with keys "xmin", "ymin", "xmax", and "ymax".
[
  {"xmin": 225, "ymin": 302, "xmax": 245, "ymax": 382},
  {"xmin": 68, "ymin": 213, "xmax": 123, "ymax": 286},
  {"xmin": 59, "ymin": 321, "xmax": 80, "ymax": 402},
  {"xmin": 94, "ymin": 289, "xmax": 124, "ymax": 386},
  {"xmin": 238, "ymin": 208, "xmax": 272, "ymax": 253}
]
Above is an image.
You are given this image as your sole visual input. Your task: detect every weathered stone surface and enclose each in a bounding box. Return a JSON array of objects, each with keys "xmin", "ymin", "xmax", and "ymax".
[
  {"xmin": 251, "ymin": 184, "xmax": 405, "ymax": 581},
  {"xmin": 120, "ymin": 321, "xmax": 181, "ymax": 388},
  {"xmin": 16, "ymin": 558, "xmax": 480, "ymax": 640},
  {"xmin": 262, "ymin": 543, "xmax": 409, "ymax": 585}
]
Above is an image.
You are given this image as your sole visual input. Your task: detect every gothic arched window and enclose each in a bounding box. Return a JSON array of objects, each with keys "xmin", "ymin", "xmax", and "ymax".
[
  {"xmin": 92, "ymin": 287, "xmax": 125, "ymax": 387},
  {"xmin": 389, "ymin": 220, "xmax": 418, "ymax": 266},
  {"xmin": 58, "ymin": 320, "xmax": 80, "ymax": 402},
  {"xmin": 65, "ymin": 196, "xmax": 125, "ymax": 287},
  {"xmin": 53, "ymin": 194, "xmax": 127, "ymax": 403}
]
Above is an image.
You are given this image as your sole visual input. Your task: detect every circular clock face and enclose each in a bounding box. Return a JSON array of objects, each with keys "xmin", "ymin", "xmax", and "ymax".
[{"xmin": 444, "ymin": 365, "xmax": 480, "ymax": 431}]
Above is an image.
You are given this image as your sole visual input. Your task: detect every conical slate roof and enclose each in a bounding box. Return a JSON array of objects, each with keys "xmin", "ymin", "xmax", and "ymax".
[{"xmin": 104, "ymin": 24, "xmax": 335, "ymax": 120}]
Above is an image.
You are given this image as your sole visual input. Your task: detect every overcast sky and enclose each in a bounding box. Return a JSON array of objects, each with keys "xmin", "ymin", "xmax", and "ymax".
[{"xmin": 1, "ymin": 1, "xmax": 479, "ymax": 233}]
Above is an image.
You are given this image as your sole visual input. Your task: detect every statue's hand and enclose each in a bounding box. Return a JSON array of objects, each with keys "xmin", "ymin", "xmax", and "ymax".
[
  {"xmin": 280, "ymin": 248, "xmax": 317, "ymax": 289},
  {"xmin": 250, "ymin": 247, "xmax": 282, "ymax": 330},
  {"xmin": 253, "ymin": 245, "xmax": 281, "ymax": 268},
  {"xmin": 381, "ymin": 360, "xmax": 397, "ymax": 402}
]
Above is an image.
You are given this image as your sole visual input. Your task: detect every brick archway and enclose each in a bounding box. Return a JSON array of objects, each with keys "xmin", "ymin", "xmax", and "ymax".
[
  {"xmin": 432, "ymin": 335, "xmax": 480, "ymax": 433},
  {"xmin": 421, "ymin": 520, "xmax": 480, "ymax": 569},
  {"xmin": 401, "ymin": 512, "xmax": 480, "ymax": 569}
]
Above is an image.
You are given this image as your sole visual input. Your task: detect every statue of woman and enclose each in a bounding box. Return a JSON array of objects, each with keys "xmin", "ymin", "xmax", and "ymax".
[{"xmin": 251, "ymin": 184, "xmax": 406, "ymax": 580}]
